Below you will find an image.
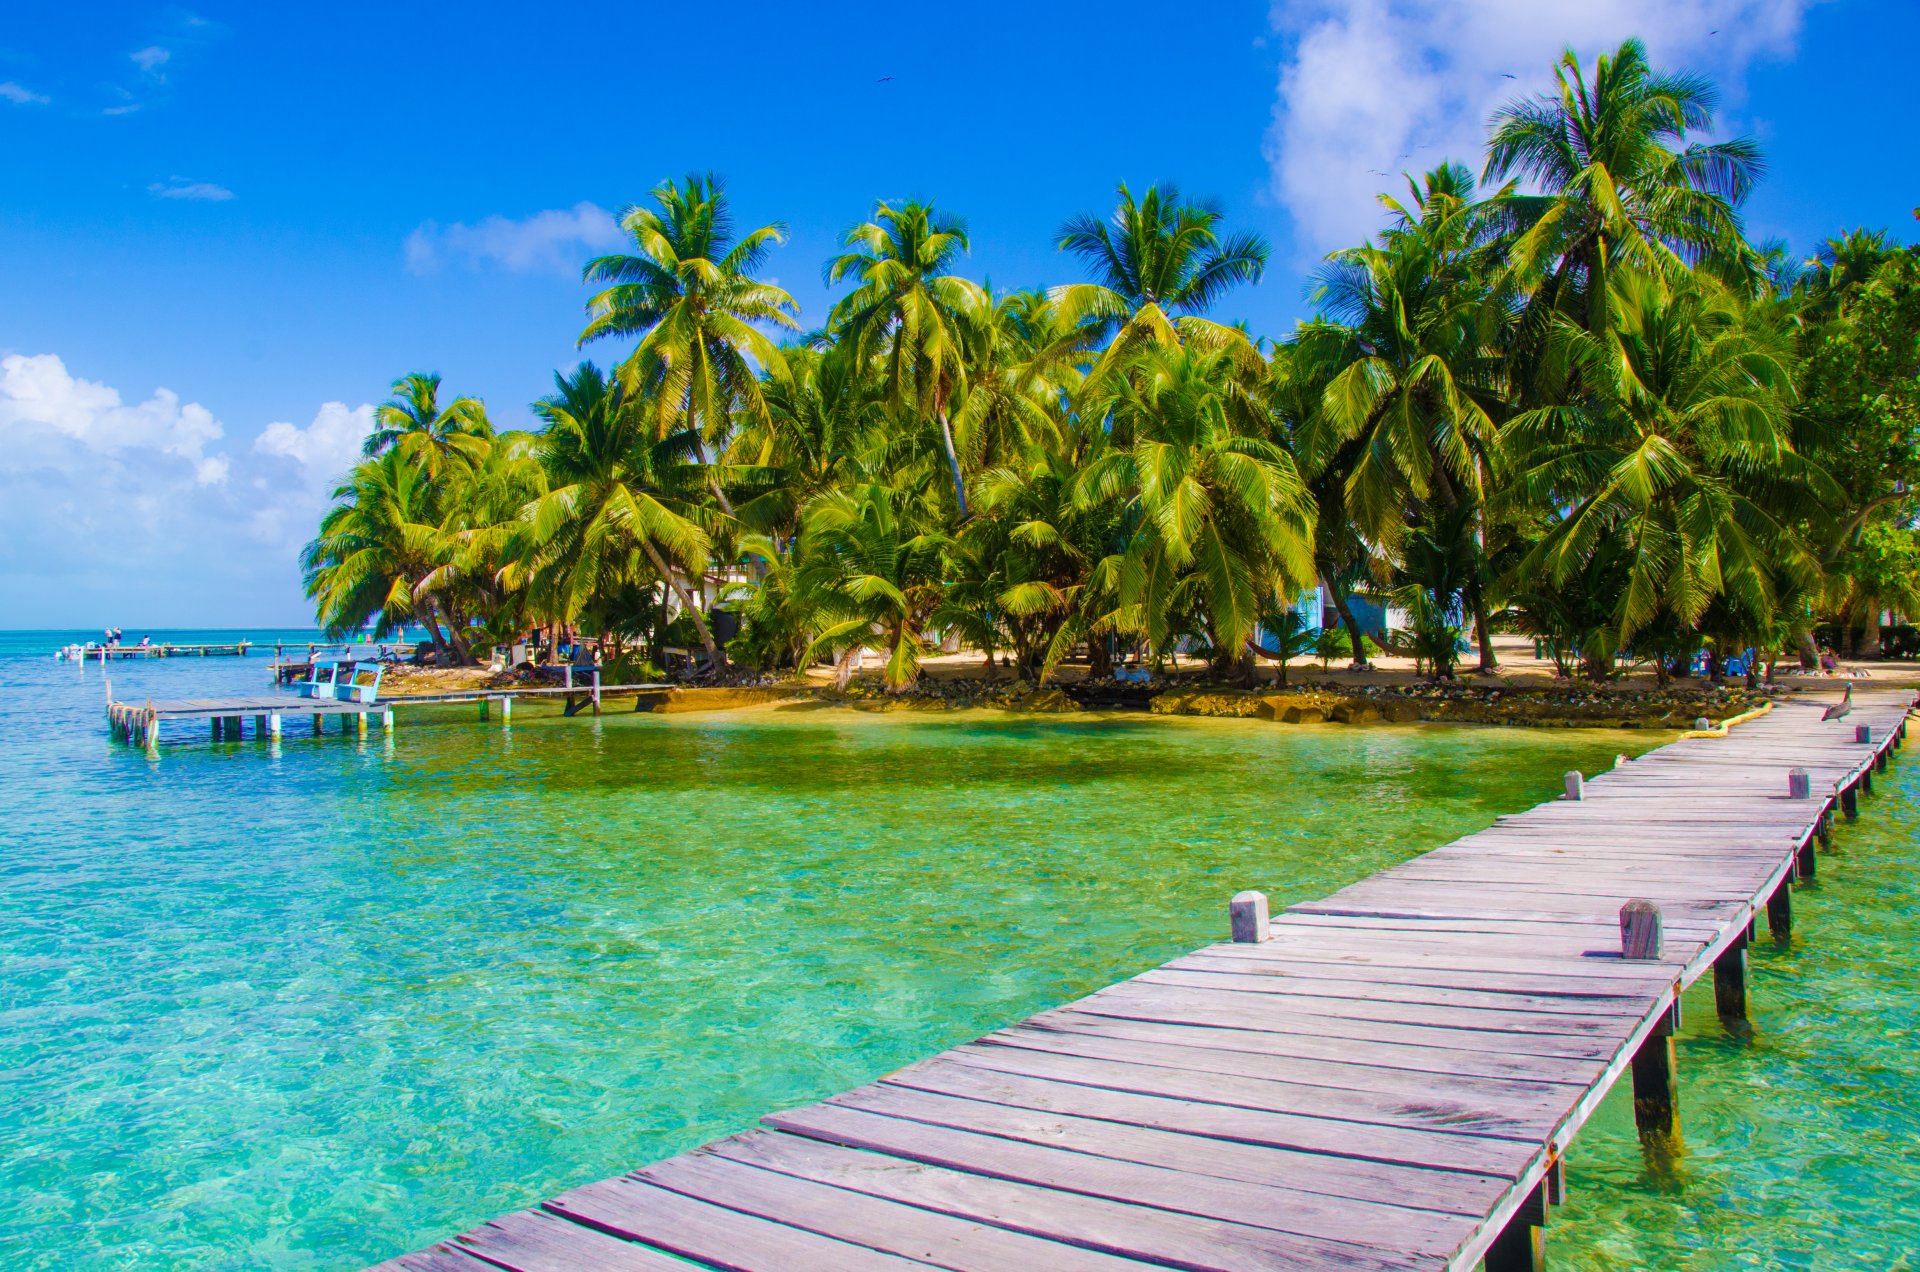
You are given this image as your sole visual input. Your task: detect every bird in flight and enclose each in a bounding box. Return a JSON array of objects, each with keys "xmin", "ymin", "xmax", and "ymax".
[
  {"xmin": 1500, "ymin": 73, "xmax": 1516, "ymax": 79},
  {"xmin": 877, "ymin": 76, "xmax": 894, "ymax": 82}
]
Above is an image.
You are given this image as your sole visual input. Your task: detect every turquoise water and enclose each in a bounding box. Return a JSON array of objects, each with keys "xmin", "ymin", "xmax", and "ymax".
[{"xmin": 0, "ymin": 629, "xmax": 1912, "ymax": 1269}]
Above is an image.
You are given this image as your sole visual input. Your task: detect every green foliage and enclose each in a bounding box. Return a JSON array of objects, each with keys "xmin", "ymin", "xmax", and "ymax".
[{"xmin": 301, "ymin": 40, "xmax": 1920, "ymax": 690}]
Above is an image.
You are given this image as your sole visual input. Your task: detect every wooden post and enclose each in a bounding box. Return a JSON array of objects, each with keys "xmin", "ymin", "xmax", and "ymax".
[
  {"xmin": 210, "ymin": 719, "xmax": 221, "ymax": 742},
  {"xmin": 383, "ymin": 708, "xmax": 395, "ymax": 731},
  {"xmin": 1229, "ymin": 891, "xmax": 1270, "ymax": 943},
  {"xmin": 254, "ymin": 715, "xmax": 267, "ymax": 738},
  {"xmin": 144, "ymin": 709, "xmax": 159, "ymax": 755},
  {"xmin": 1630, "ymin": 1021, "xmax": 1680, "ymax": 1141},
  {"xmin": 312, "ymin": 713, "xmax": 324, "ymax": 735},
  {"xmin": 356, "ymin": 711, "xmax": 368, "ymax": 737},
  {"xmin": 1817, "ymin": 806, "xmax": 1834, "ymax": 848},
  {"xmin": 269, "ymin": 713, "xmax": 282, "ymax": 737},
  {"xmin": 1841, "ymin": 782, "xmax": 1858, "ymax": 820},
  {"xmin": 1796, "ymin": 831, "xmax": 1817, "ymax": 880},
  {"xmin": 1856, "ymin": 724, "xmax": 1872, "ymax": 744},
  {"xmin": 1787, "ymin": 768, "xmax": 1811, "ymax": 800},
  {"xmin": 1877, "ymin": 744, "xmax": 1890, "ymax": 773},
  {"xmin": 1563, "ymin": 771, "xmax": 1583, "ymax": 801},
  {"xmin": 1483, "ymin": 1181, "xmax": 1547, "ymax": 1272},
  {"xmin": 478, "ymin": 698, "xmax": 490, "ymax": 722},
  {"xmin": 1619, "ymin": 899, "xmax": 1663, "ymax": 961},
  {"xmin": 1861, "ymin": 765, "xmax": 1874, "ymax": 796},
  {"xmin": 1714, "ymin": 934, "xmax": 1748, "ymax": 1025},
  {"xmin": 1694, "ymin": 716, "xmax": 1710, "ymax": 732},
  {"xmin": 1767, "ymin": 879, "xmax": 1793, "ymax": 944},
  {"xmin": 502, "ymin": 695, "xmax": 513, "ymax": 723}
]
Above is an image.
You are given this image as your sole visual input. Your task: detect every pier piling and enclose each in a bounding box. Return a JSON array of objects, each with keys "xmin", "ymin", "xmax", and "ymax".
[{"xmin": 1714, "ymin": 935, "xmax": 1748, "ymax": 1025}]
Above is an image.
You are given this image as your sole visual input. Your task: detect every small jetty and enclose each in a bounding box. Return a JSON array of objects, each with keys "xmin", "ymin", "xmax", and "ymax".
[
  {"xmin": 373, "ymin": 689, "xmax": 1911, "ymax": 1272},
  {"xmin": 66, "ymin": 640, "xmax": 252, "ymax": 661}
]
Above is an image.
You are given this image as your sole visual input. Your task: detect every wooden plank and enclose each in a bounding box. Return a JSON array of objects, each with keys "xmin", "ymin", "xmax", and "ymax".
[
  {"xmin": 545, "ymin": 1176, "xmax": 929, "ymax": 1271},
  {"xmin": 450, "ymin": 1210, "xmax": 704, "ymax": 1270},
  {"xmin": 693, "ymin": 1129, "xmax": 1434, "ymax": 1271},
  {"xmin": 635, "ymin": 1145, "xmax": 1160, "ymax": 1271},
  {"xmin": 792, "ymin": 1082, "xmax": 1508, "ymax": 1216}
]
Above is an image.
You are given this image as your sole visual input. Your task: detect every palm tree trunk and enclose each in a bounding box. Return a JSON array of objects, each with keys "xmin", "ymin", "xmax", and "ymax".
[
  {"xmin": 1864, "ymin": 605, "xmax": 1883, "ymax": 658},
  {"xmin": 937, "ymin": 407, "xmax": 969, "ymax": 518},
  {"xmin": 642, "ymin": 542, "xmax": 725, "ymax": 670},
  {"xmin": 1325, "ymin": 579, "xmax": 1370, "ymax": 669}
]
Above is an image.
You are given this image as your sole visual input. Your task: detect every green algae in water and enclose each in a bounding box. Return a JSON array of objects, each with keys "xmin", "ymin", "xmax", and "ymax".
[{"xmin": 1552, "ymin": 760, "xmax": 1920, "ymax": 1270}]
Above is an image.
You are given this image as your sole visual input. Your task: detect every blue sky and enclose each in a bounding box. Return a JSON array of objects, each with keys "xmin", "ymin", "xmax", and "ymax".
[{"xmin": 2, "ymin": 0, "xmax": 1914, "ymax": 629}]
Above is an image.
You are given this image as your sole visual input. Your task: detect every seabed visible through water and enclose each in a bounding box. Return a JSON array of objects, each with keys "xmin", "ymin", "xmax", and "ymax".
[{"xmin": 0, "ymin": 630, "xmax": 1915, "ymax": 1269}]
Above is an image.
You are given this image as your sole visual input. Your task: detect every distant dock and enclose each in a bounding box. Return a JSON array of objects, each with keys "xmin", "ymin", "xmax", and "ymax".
[{"xmin": 71, "ymin": 641, "xmax": 252, "ymax": 661}]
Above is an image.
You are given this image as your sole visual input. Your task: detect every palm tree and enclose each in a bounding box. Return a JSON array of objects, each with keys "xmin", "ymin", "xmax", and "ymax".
[
  {"xmin": 1076, "ymin": 344, "xmax": 1317, "ymax": 680},
  {"xmin": 1304, "ymin": 165, "xmax": 1510, "ymax": 669},
  {"xmin": 1799, "ymin": 228, "xmax": 1896, "ymax": 315},
  {"xmin": 1504, "ymin": 269, "xmax": 1829, "ymax": 664},
  {"xmin": 303, "ymin": 448, "xmax": 463, "ymax": 657},
  {"xmin": 581, "ymin": 174, "xmax": 800, "ymax": 481},
  {"xmin": 1054, "ymin": 182, "xmax": 1269, "ymax": 335},
  {"xmin": 1486, "ymin": 38, "xmax": 1764, "ymax": 347},
  {"xmin": 825, "ymin": 200, "xmax": 987, "ymax": 515},
  {"xmin": 523, "ymin": 363, "xmax": 727, "ymax": 668},
  {"xmin": 798, "ymin": 480, "xmax": 952, "ymax": 690},
  {"xmin": 362, "ymin": 373, "xmax": 491, "ymax": 474}
]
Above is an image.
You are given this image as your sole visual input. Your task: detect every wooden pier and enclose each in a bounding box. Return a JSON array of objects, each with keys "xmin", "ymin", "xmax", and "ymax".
[
  {"xmin": 371, "ymin": 689, "xmax": 1912, "ymax": 1272},
  {"xmin": 77, "ymin": 640, "xmax": 252, "ymax": 661}
]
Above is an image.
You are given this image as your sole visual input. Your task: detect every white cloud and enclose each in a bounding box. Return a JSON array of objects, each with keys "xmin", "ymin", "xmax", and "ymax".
[
  {"xmin": 149, "ymin": 177, "xmax": 235, "ymax": 201},
  {"xmin": 1266, "ymin": 0, "xmax": 1818, "ymax": 257},
  {"xmin": 405, "ymin": 201, "xmax": 624, "ymax": 276},
  {"xmin": 0, "ymin": 353, "xmax": 227, "ymax": 482},
  {"xmin": 0, "ymin": 353, "xmax": 380, "ymax": 625},
  {"xmin": 131, "ymin": 45, "xmax": 171, "ymax": 74},
  {"xmin": 0, "ymin": 81, "xmax": 50, "ymax": 106},
  {"xmin": 254, "ymin": 402, "xmax": 375, "ymax": 491}
]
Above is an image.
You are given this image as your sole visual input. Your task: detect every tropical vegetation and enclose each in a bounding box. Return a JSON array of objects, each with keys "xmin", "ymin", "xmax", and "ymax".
[{"xmin": 305, "ymin": 38, "xmax": 1920, "ymax": 688}]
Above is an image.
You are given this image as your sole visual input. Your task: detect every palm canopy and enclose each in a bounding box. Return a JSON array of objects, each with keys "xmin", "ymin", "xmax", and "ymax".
[
  {"xmin": 303, "ymin": 447, "xmax": 447, "ymax": 640},
  {"xmin": 825, "ymin": 199, "xmax": 988, "ymax": 513},
  {"xmin": 1487, "ymin": 38, "xmax": 1763, "ymax": 327},
  {"xmin": 1053, "ymin": 182, "xmax": 1269, "ymax": 333},
  {"xmin": 1504, "ymin": 268, "xmax": 1832, "ymax": 640},
  {"xmin": 363, "ymin": 372, "xmax": 491, "ymax": 473},
  {"xmin": 797, "ymin": 480, "xmax": 951, "ymax": 690},
  {"xmin": 581, "ymin": 173, "xmax": 800, "ymax": 448},
  {"xmin": 1075, "ymin": 344, "xmax": 1317, "ymax": 668},
  {"xmin": 523, "ymin": 361, "xmax": 725, "ymax": 661}
]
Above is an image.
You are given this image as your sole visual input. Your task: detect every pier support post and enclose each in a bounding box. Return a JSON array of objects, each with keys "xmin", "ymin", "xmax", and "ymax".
[
  {"xmin": 1483, "ymin": 1181, "xmax": 1547, "ymax": 1272},
  {"xmin": 478, "ymin": 698, "xmax": 490, "ymax": 722},
  {"xmin": 1816, "ymin": 806, "xmax": 1834, "ymax": 849},
  {"xmin": 269, "ymin": 713, "xmax": 282, "ymax": 737},
  {"xmin": 1714, "ymin": 935, "xmax": 1748, "ymax": 1026},
  {"xmin": 1841, "ymin": 782, "xmax": 1858, "ymax": 820},
  {"xmin": 1229, "ymin": 891, "xmax": 1271, "ymax": 943},
  {"xmin": 502, "ymin": 695, "xmax": 513, "ymax": 724},
  {"xmin": 1877, "ymin": 745, "xmax": 1890, "ymax": 773},
  {"xmin": 356, "ymin": 711, "xmax": 368, "ymax": 737},
  {"xmin": 312, "ymin": 714, "xmax": 324, "ymax": 735},
  {"xmin": 210, "ymin": 719, "xmax": 221, "ymax": 742},
  {"xmin": 383, "ymin": 708, "xmax": 395, "ymax": 732},
  {"xmin": 1796, "ymin": 832, "xmax": 1817, "ymax": 881},
  {"xmin": 1767, "ymin": 879, "xmax": 1793, "ymax": 945},
  {"xmin": 1630, "ymin": 1021, "xmax": 1680, "ymax": 1142},
  {"xmin": 1861, "ymin": 766, "xmax": 1874, "ymax": 796},
  {"xmin": 254, "ymin": 715, "xmax": 267, "ymax": 738}
]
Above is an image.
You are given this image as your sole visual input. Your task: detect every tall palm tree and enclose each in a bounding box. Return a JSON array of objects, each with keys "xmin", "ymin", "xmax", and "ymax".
[
  {"xmin": 523, "ymin": 362, "xmax": 726, "ymax": 667},
  {"xmin": 825, "ymin": 200, "xmax": 987, "ymax": 515},
  {"xmin": 1305, "ymin": 165, "xmax": 1510, "ymax": 668},
  {"xmin": 1799, "ymin": 228, "xmax": 1897, "ymax": 315},
  {"xmin": 1486, "ymin": 38, "xmax": 1764, "ymax": 347},
  {"xmin": 362, "ymin": 373, "xmax": 491, "ymax": 475},
  {"xmin": 581, "ymin": 174, "xmax": 800, "ymax": 470},
  {"xmin": 798, "ymin": 480, "xmax": 952, "ymax": 690}
]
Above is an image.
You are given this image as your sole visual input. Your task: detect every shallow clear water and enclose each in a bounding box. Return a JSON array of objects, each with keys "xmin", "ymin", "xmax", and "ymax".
[{"xmin": 0, "ymin": 629, "xmax": 1911, "ymax": 1269}]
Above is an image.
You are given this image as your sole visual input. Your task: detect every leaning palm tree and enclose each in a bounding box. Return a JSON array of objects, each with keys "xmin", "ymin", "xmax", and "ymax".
[
  {"xmin": 362, "ymin": 373, "xmax": 491, "ymax": 475},
  {"xmin": 523, "ymin": 362, "xmax": 727, "ymax": 668},
  {"xmin": 825, "ymin": 200, "xmax": 987, "ymax": 515},
  {"xmin": 581, "ymin": 174, "xmax": 800, "ymax": 470}
]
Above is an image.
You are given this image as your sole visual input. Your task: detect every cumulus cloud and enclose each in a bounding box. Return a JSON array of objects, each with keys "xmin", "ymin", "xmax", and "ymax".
[
  {"xmin": 1265, "ymin": 0, "xmax": 1818, "ymax": 257},
  {"xmin": 0, "ymin": 353, "xmax": 379, "ymax": 623},
  {"xmin": 405, "ymin": 201, "xmax": 624, "ymax": 276},
  {"xmin": 149, "ymin": 177, "xmax": 235, "ymax": 201},
  {"xmin": 0, "ymin": 352, "xmax": 228, "ymax": 484},
  {"xmin": 0, "ymin": 81, "xmax": 50, "ymax": 106}
]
